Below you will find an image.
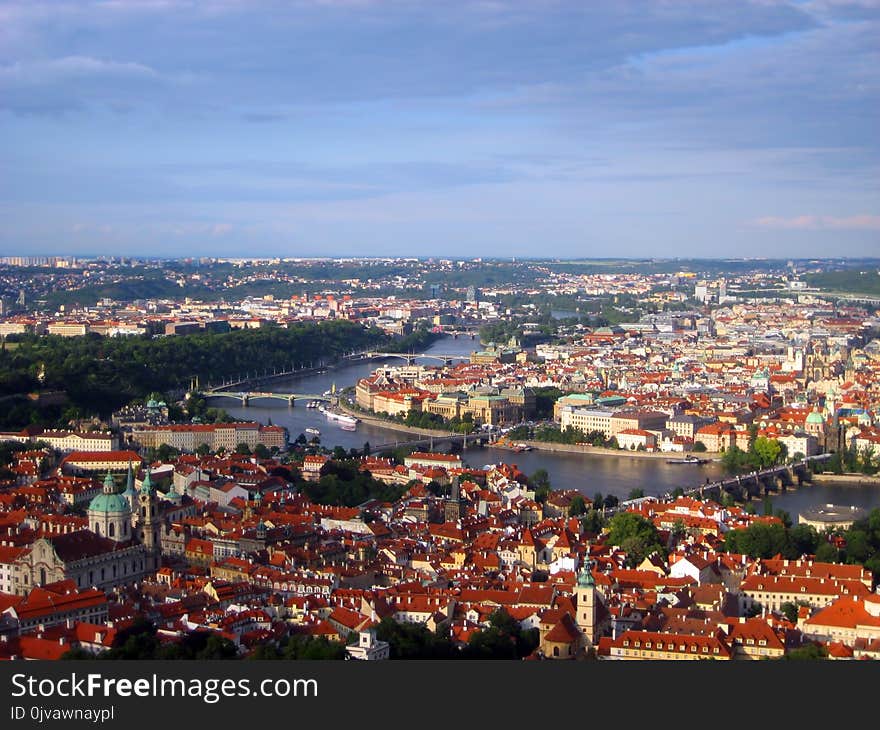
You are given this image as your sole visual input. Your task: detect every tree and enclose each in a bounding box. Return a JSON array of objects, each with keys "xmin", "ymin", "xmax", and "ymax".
[
  {"xmin": 628, "ymin": 488, "xmax": 645, "ymax": 500},
  {"xmin": 692, "ymin": 441, "xmax": 707, "ymax": 453},
  {"xmin": 607, "ymin": 512, "xmax": 664, "ymax": 567},
  {"xmin": 815, "ymin": 540, "xmax": 840, "ymax": 563},
  {"xmin": 581, "ymin": 509, "xmax": 605, "ymax": 535},
  {"xmin": 362, "ymin": 441, "xmax": 371, "ymax": 457},
  {"xmin": 753, "ymin": 436, "xmax": 783, "ymax": 468},
  {"xmin": 670, "ymin": 519, "xmax": 687, "ymax": 542},
  {"xmin": 253, "ymin": 443, "xmax": 271, "ymax": 459},
  {"xmin": 789, "ymin": 524, "xmax": 820, "ymax": 557},
  {"xmin": 234, "ymin": 442, "xmax": 252, "ymax": 456},
  {"xmin": 375, "ymin": 617, "xmax": 455, "ymax": 659},
  {"xmin": 568, "ymin": 495, "xmax": 587, "ymax": 517},
  {"xmin": 784, "ymin": 643, "xmax": 827, "ymax": 660},
  {"xmin": 332, "ymin": 446, "xmax": 348, "ymax": 460},
  {"xmin": 196, "ymin": 442, "xmax": 211, "ymax": 456},
  {"xmin": 603, "ymin": 495, "xmax": 619, "ymax": 510},
  {"xmin": 780, "ymin": 601, "xmax": 799, "ymax": 624},
  {"xmin": 460, "ymin": 608, "xmax": 539, "ymax": 660}
]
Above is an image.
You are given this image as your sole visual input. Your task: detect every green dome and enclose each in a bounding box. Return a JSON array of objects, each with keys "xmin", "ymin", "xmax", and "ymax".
[
  {"xmin": 806, "ymin": 411, "xmax": 825, "ymax": 425},
  {"xmin": 89, "ymin": 492, "xmax": 131, "ymax": 514}
]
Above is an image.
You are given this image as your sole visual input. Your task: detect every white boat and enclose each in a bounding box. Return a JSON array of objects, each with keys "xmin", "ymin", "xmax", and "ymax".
[
  {"xmin": 318, "ymin": 405, "xmax": 359, "ymax": 428},
  {"xmin": 305, "ymin": 427, "xmax": 321, "ymax": 436}
]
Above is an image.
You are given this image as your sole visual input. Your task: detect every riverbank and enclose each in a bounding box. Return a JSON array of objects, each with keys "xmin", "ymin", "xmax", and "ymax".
[
  {"xmin": 811, "ymin": 473, "xmax": 880, "ymax": 485},
  {"xmin": 336, "ymin": 400, "xmax": 469, "ymax": 443},
  {"xmin": 511, "ymin": 439, "xmax": 722, "ymax": 461}
]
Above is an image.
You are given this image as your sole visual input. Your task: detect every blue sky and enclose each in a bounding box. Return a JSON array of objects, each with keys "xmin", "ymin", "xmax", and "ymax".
[{"xmin": 0, "ymin": 0, "xmax": 878, "ymax": 259}]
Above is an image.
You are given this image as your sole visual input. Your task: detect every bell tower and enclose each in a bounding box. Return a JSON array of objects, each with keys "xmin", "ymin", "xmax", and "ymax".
[
  {"xmin": 138, "ymin": 470, "xmax": 159, "ymax": 559},
  {"xmin": 574, "ymin": 557, "xmax": 597, "ymax": 648}
]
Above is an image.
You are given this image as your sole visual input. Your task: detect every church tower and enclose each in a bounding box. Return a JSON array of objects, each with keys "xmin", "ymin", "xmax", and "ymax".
[
  {"xmin": 122, "ymin": 460, "xmax": 138, "ymax": 514},
  {"xmin": 88, "ymin": 471, "xmax": 133, "ymax": 543},
  {"xmin": 138, "ymin": 470, "xmax": 159, "ymax": 557},
  {"xmin": 574, "ymin": 558, "xmax": 597, "ymax": 648},
  {"xmin": 444, "ymin": 476, "xmax": 463, "ymax": 523}
]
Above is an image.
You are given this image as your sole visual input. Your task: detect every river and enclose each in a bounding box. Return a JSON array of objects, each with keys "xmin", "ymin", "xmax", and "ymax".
[{"xmin": 210, "ymin": 335, "xmax": 880, "ymax": 515}]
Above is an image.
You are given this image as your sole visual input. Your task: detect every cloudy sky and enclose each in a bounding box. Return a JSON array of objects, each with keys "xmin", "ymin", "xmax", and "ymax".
[{"xmin": 1, "ymin": 0, "xmax": 878, "ymax": 259}]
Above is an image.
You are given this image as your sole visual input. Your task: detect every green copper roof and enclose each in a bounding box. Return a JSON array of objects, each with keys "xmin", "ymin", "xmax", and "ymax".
[
  {"xmin": 577, "ymin": 560, "xmax": 595, "ymax": 588},
  {"xmin": 806, "ymin": 410, "xmax": 825, "ymax": 425},
  {"xmin": 139, "ymin": 470, "xmax": 154, "ymax": 495},
  {"xmin": 89, "ymin": 492, "xmax": 131, "ymax": 514}
]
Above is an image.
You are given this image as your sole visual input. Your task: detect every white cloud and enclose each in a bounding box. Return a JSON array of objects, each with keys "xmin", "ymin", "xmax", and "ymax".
[{"xmin": 0, "ymin": 56, "xmax": 159, "ymax": 84}]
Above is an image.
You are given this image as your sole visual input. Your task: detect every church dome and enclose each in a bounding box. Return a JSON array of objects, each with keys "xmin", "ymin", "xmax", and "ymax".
[
  {"xmin": 806, "ymin": 410, "xmax": 825, "ymax": 425},
  {"xmin": 88, "ymin": 491, "xmax": 131, "ymax": 514}
]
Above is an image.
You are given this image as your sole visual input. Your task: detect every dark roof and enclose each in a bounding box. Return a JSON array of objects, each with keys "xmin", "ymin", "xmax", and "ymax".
[{"xmin": 48, "ymin": 530, "xmax": 136, "ymax": 562}]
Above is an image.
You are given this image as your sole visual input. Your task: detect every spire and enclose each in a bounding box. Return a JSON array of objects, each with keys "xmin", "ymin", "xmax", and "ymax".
[
  {"xmin": 126, "ymin": 459, "xmax": 134, "ymax": 493},
  {"xmin": 102, "ymin": 470, "xmax": 116, "ymax": 495},
  {"xmin": 139, "ymin": 469, "xmax": 154, "ymax": 495},
  {"xmin": 577, "ymin": 558, "xmax": 595, "ymax": 589}
]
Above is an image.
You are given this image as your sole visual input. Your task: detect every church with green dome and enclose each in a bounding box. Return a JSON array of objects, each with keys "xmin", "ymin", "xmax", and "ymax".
[{"xmin": 88, "ymin": 470, "xmax": 134, "ymax": 542}]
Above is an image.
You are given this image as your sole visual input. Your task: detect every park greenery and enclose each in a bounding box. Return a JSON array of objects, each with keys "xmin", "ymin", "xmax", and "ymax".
[
  {"xmin": 247, "ymin": 635, "xmax": 347, "ymax": 660},
  {"xmin": 723, "ymin": 507, "xmax": 880, "ymax": 578},
  {"xmin": 374, "ymin": 609, "xmax": 538, "ymax": 660},
  {"xmin": 507, "ymin": 424, "xmax": 617, "ymax": 449},
  {"xmin": 0, "ymin": 321, "xmax": 437, "ymax": 429},
  {"xmin": 302, "ymin": 459, "xmax": 409, "ymax": 507},
  {"xmin": 606, "ymin": 512, "xmax": 665, "ymax": 567},
  {"xmin": 720, "ymin": 434, "xmax": 787, "ymax": 475},
  {"xmin": 814, "ymin": 444, "xmax": 879, "ymax": 476},
  {"xmin": 62, "ymin": 619, "xmax": 239, "ymax": 660}
]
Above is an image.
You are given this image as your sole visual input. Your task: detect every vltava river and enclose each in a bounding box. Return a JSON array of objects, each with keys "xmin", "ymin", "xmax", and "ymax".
[{"xmin": 211, "ymin": 336, "xmax": 880, "ymax": 514}]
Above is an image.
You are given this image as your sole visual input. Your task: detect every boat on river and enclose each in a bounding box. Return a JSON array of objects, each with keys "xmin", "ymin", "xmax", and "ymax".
[
  {"xmin": 318, "ymin": 405, "xmax": 359, "ymax": 428},
  {"xmin": 666, "ymin": 455, "xmax": 709, "ymax": 464}
]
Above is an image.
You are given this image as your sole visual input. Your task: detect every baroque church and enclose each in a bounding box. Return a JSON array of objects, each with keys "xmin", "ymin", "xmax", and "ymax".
[{"xmin": 12, "ymin": 465, "xmax": 161, "ymax": 595}]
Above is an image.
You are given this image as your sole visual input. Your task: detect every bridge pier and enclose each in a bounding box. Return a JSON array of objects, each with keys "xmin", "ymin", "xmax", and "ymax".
[
  {"xmin": 241, "ymin": 395, "xmax": 249, "ymax": 406},
  {"xmin": 288, "ymin": 395, "xmax": 295, "ymax": 406}
]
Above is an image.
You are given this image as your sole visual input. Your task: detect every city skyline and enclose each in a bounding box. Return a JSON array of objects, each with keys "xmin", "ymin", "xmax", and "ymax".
[{"xmin": 1, "ymin": 1, "xmax": 878, "ymax": 258}]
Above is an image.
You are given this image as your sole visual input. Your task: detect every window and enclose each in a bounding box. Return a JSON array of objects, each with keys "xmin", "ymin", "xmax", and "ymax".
[{"xmin": 109, "ymin": 523, "xmax": 115, "ymax": 538}]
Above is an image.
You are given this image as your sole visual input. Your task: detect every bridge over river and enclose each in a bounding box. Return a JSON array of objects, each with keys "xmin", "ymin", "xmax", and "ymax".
[
  {"xmin": 204, "ymin": 390, "xmax": 332, "ymax": 407},
  {"xmin": 606, "ymin": 453, "xmax": 834, "ymax": 515}
]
